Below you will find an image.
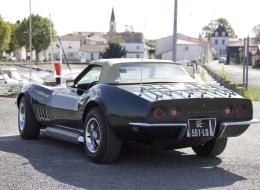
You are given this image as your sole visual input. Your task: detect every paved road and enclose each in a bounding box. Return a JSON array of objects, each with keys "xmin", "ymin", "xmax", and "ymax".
[
  {"xmin": 207, "ymin": 61, "xmax": 260, "ymax": 88},
  {"xmin": 1, "ymin": 98, "xmax": 260, "ymax": 190}
]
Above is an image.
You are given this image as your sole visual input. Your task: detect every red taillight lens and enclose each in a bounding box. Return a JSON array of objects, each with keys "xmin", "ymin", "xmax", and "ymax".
[
  {"xmin": 154, "ymin": 107, "xmax": 165, "ymax": 119},
  {"xmin": 235, "ymin": 105, "xmax": 246, "ymax": 117},
  {"xmin": 169, "ymin": 106, "xmax": 180, "ymax": 118},
  {"xmin": 223, "ymin": 106, "xmax": 232, "ymax": 117}
]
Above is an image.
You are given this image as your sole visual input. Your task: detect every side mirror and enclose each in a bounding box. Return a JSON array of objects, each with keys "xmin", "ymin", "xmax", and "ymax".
[{"xmin": 66, "ymin": 79, "xmax": 74, "ymax": 87}]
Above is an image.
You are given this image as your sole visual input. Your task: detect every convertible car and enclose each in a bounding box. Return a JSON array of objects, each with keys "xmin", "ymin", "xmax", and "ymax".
[{"xmin": 17, "ymin": 59, "xmax": 259, "ymax": 163}]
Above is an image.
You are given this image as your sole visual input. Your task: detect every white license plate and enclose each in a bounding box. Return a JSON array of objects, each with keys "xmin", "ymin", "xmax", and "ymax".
[{"xmin": 186, "ymin": 118, "xmax": 216, "ymax": 137}]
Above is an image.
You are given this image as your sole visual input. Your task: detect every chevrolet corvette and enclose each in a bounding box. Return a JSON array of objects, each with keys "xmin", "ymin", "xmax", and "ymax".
[{"xmin": 17, "ymin": 59, "xmax": 259, "ymax": 163}]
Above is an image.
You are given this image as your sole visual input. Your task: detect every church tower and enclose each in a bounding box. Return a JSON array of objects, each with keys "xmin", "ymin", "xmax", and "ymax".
[{"xmin": 109, "ymin": 8, "xmax": 116, "ymax": 33}]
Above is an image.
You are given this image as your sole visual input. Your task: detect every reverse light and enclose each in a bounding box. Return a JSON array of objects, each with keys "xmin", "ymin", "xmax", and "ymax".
[
  {"xmin": 223, "ymin": 106, "xmax": 232, "ymax": 117},
  {"xmin": 235, "ymin": 105, "xmax": 246, "ymax": 117},
  {"xmin": 154, "ymin": 107, "xmax": 165, "ymax": 120},
  {"xmin": 169, "ymin": 106, "xmax": 180, "ymax": 118}
]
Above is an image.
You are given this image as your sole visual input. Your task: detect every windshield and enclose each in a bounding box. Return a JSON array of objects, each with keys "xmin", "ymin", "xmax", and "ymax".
[{"xmin": 116, "ymin": 63, "xmax": 194, "ymax": 83}]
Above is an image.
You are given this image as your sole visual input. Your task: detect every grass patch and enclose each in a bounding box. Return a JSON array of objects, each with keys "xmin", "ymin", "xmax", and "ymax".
[
  {"xmin": 244, "ymin": 88, "xmax": 260, "ymax": 101},
  {"xmin": 200, "ymin": 69, "xmax": 206, "ymax": 81}
]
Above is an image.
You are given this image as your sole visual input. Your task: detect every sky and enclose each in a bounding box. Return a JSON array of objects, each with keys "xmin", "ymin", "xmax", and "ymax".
[{"xmin": 0, "ymin": 0, "xmax": 259, "ymax": 39}]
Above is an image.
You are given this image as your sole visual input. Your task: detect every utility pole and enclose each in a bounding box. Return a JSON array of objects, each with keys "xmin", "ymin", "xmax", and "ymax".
[
  {"xmin": 172, "ymin": 0, "xmax": 178, "ymax": 62},
  {"xmin": 245, "ymin": 36, "xmax": 249, "ymax": 90},
  {"xmin": 49, "ymin": 14, "xmax": 54, "ymax": 65},
  {"xmin": 29, "ymin": 0, "xmax": 32, "ymax": 79},
  {"xmin": 243, "ymin": 38, "xmax": 246, "ymax": 86}
]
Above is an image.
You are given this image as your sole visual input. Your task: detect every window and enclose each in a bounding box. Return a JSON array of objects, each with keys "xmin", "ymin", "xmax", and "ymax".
[
  {"xmin": 136, "ymin": 54, "xmax": 140, "ymax": 58},
  {"xmin": 136, "ymin": 45, "xmax": 140, "ymax": 50},
  {"xmin": 222, "ymin": 39, "xmax": 225, "ymax": 45},
  {"xmin": 222, "ymin": 31, "xmax": 226, "ymax": 36},
  {"xmin": 215, "ymin": 39, "xmax": 218, "ymax": 45},
  {"xmin": 185, "ymin": 46, "xmax": 189, "ymax": 51},
  {"xmin": 215, "ymin": 32, "xmax": 219, "ymax": 36},
  {"xmin": 68, "ymin": 46, "xmax": 72, "ymax": 49},
  {"xmin": 117, "ymin": 63, "xmax": 194, "ymax": 83},
  {"xmin": 90, "ymin": 53, "xmax": 94, "ymax": 60},
  {"xmin": 77, "ymin": 66, "xmax": 102, "ymax": 85}
]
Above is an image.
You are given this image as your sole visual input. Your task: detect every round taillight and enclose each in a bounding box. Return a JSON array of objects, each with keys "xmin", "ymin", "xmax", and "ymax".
[
  {"xmin": 169, "ymin": 106, "xmax": 180, "ymax": 118},
  {"xmin": 154, "ymin": 107, "xmax": 165, "ymax": 119},
  {"xmin": 223, "ymin": 106, "xmax": 232, "ymax": 117},
  {"xmin": 235, "ymin": 105, "xmax": 246, "ymax": 117}
]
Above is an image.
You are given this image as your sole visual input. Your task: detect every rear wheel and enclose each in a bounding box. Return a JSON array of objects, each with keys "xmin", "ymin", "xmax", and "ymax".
[
  {"xmin": 192, "ymin": 138, "xmax": 227, "ymax": 157},
  {"xmin": 18, "ymin": 97, "xmax": 40, "ymax": 139},
  {"xmin": 84, "ymin": 107, "xmax": 122, "ymax": 163}
]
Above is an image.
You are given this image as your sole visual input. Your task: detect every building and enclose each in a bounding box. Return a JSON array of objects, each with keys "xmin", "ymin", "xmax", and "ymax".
[
  {"xmin": 227, "ymin": 38, "xmax": 260, "ymax": 66},
  {"xmin": 155, "ymin": 33, "xmax": 209, "ymax": 62},
  {"xmin": 210, "ymin": 25, "xmax": 230, "ymax": 59},
  {"xmin": 40, "ymin": 8, "xmax": 146, "ymax": 62}
]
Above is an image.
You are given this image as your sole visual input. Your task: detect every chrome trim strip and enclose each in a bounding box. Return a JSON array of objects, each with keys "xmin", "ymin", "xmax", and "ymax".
[
  {"xmin": 218, "ymin": 119, "xmax": 260, "ymax": 138},
  {"xmin": 221, "ymin": 119, "xmax": 260, "ymax": 127},
  {"xmin": 52, "ymin": 124, "xmax": 84, "ymax": 133},
  {"xmin": 129, "ymin": 122, "xmax": 187, "ymax": 127}
]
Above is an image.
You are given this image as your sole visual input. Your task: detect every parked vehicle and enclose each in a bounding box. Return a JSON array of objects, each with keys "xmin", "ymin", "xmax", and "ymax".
[
  {"xmin": 17, "ymin": 59, "xmax": 259, "ymax": 163},
  {"xmin": 219, "ymin": 57, "xmax": 227, "ymax": 64}
]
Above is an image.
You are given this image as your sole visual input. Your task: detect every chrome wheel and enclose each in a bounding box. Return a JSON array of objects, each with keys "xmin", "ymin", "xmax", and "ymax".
[
  {"xmin": 85, "ymin": 117, "xmax": 101, "ymax": 153},
  {"xmin": 19, "ymin": 102, "xmax": 25, "ymax": 131}
]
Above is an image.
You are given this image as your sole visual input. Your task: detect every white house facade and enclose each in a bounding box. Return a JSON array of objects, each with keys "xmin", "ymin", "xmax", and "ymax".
[
  {"xmin": 210, "ymin": 25, "xmax": 230, "ymax": 59},
  {"xmin": 39, "ymin": 8, "xmax": 147, "ymax": 62},
  {"xmin": 155, "ymin": 34, "xmax": 208, "ymax": 62}
]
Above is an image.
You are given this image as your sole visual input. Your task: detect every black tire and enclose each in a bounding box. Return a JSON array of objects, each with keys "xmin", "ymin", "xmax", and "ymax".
[
  {"xmin": 18, "ymin": 97, "xmax": 40, "ymax": 139},
  {"xmin": 192, "ymin": 138, "xmax": 227, "ymax": 157},
  {"xmin": 83, "ymin": 107, "xmax": 122, "ymax": 163}
]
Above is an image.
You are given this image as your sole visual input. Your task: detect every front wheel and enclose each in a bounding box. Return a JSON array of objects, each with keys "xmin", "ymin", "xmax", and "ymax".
[
  {"xmin": 83, "ymin": 107, "xmax": 122, "ymax": 163},
  {"xmin": 18, "ymin": 97, "xmax": 40, "ymax": 139},
  {"xmin": 192, "ymin": 138, "xmax": 227, "ymax": 157}
]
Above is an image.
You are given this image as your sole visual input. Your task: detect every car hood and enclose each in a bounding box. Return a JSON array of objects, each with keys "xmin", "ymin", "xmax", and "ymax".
[{"xmin": 117, "ymin": 82, "xmax": 243, "ymax": 101}]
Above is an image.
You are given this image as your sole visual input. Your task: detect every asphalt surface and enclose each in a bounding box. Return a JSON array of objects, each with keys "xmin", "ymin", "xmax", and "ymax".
[
  {"xmin": 208, "ymin": 61, "xmax": 260, "ymax": 88},
  {"xmin": 0, "ymin": 98, "xmax": 260, "ymax": 190}
]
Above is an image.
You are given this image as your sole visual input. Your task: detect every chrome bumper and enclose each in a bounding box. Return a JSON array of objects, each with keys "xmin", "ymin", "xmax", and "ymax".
[
  {"xmin": 218, "ymin": 119, "xmax": 260, "ymax": 138},
  {"xmin": 220, "ymin": 119, "xmax": 260, "ymax": 127},
  {"xmin": 129, "ymin": 119, "xmax": 260, "ymax": 138},
  {"xmin": 129, "ymin": 122, "xmax": 187, "ymax": 127}
]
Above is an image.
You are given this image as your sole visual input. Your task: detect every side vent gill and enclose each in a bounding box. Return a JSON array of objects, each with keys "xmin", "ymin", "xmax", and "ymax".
[{"xmin": 38, "ymin": 108, "xmax": 50, "ymax": 121}]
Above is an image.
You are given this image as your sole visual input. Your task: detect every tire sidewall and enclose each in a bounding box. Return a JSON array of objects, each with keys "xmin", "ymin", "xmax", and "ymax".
[{"xmin": 83, "ymin": 107, "xmax": 108, "ymax": 161}]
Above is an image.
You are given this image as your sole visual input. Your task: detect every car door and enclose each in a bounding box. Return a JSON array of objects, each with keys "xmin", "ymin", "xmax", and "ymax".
[{"xmin": 49, "ymin": 65, "xmax": 102, "ymax": 130}]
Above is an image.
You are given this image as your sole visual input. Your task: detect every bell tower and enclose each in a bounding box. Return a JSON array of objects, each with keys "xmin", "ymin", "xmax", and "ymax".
[{"xmin": 109, "ymin": 8, "xmax": 116, "ymax": 33}]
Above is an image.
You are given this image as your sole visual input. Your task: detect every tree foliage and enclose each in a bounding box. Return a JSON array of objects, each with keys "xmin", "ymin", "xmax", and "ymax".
[
  {"xmin": 202, "ymin": 18, "xmax": 236, "ymax": 39},
  {"xmin": 14, "ymin": 14, "xmax": 56, "ymax": 58},
  {"xmin": 100, "ymin": 42, "xmax": 127, "ymax": 58},
  {"xmin": 0, "ymin": 17, "xmax": 12, "ymax": 52},
  {"xmin": 6, "ymin": 23, "xmax": 19, "ymax": 53}
]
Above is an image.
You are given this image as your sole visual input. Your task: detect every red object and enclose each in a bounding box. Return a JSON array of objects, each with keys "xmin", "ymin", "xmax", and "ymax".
[
  {"xmin": 54, "ymin": 61, "xmax": 61, "ymax": 76},
  {"xmin": 154, "ymin": 107, "xmax": 165, "ymax": 120},
  {"xmin": 223, "ymin": 106, "xmax": 232, "ymax": 117},
  {"xmin": 235, "ymin": 105, "xmax": 246, "ymax": 117}
]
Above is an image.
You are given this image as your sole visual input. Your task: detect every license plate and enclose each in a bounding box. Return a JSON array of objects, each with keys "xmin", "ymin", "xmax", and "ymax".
[{"xmin": 186, "ymin": 118, "xmax": 216, "ymax": 137}]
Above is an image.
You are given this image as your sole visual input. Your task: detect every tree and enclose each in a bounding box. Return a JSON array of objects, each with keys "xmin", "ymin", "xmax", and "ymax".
[
  {"xmin": 100, "ymin": 42, "xmax": 127, "ymax": 58},
  {"xmin": 202, "ymin": 18, "xmax": 236, "ymax": 39},
  {"xmin": 14, "ymin": 14, "xmax": 56, "ymax": 59},
  {"xmin": 0, "ymin": 17, "xmax": 12, "ymax": 52},
  {"xmin": 6, "ymin": 22, "xmax": 19, "ymax": 54}
]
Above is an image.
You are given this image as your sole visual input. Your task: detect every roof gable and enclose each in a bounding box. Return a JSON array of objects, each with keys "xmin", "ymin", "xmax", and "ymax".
[{"xmin": 211, "ymin": 25, "xmax": 229, "ymax": 37}]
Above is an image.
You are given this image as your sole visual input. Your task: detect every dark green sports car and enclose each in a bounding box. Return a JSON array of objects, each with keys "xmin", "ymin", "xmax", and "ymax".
[{"xmin": 17, "ymin": 59, "xmax": 259, "ymax": 163}]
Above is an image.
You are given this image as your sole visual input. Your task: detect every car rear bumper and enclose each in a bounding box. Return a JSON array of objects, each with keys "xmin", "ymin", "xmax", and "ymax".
[{"xmin": 128, "ymin": 119, "xmax": 259, "ymax": 140}]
